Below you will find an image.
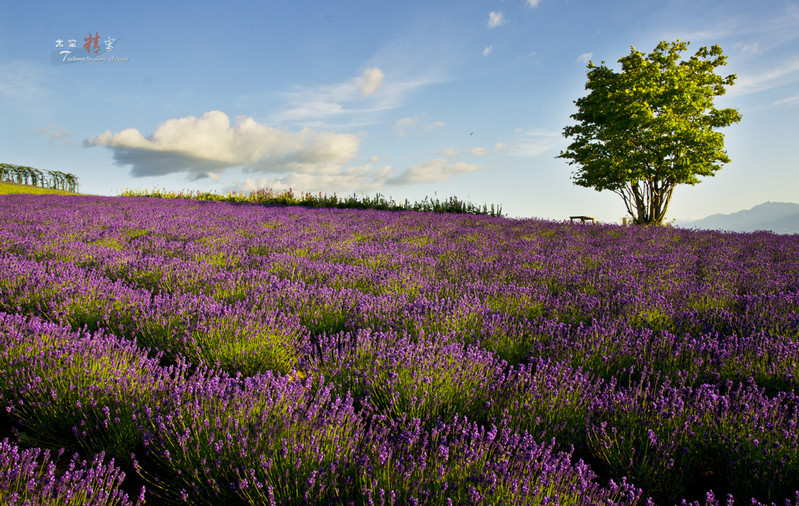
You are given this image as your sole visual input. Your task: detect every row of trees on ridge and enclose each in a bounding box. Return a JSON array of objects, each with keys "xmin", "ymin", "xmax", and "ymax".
[{"xmin": 0, "ymin": 163, "xmax": 80, "ymax": 193}]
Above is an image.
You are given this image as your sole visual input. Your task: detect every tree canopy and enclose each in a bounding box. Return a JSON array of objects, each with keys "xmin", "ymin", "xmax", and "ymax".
[{"xmin": 558, "ymin": 40, "xmax": 742, "ymax": 225}]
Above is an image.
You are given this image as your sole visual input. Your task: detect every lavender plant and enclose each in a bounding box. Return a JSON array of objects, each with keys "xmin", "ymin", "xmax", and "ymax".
[
  {"xmin": 0, "ymin": 438, "xmax": 141, "ymax": 505},
  {"xmin": 0, "ymin": 313, "xmax": 167, "ymax": 460},
  {"xmin": 1, "ymin": 193, "xmax": 798, "ymax": 504},
  {"xmin": 136, "ymin": 369, "xmax": 363, "ymax": 504}
]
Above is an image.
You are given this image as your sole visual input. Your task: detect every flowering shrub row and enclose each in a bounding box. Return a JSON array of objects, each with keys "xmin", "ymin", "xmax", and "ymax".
[{"xmin": 118, "ymin": 187, "xmax": 503, "ymax": 216}]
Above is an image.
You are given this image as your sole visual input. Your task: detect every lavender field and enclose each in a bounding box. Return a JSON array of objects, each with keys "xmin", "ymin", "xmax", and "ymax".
[{"xmin": 1, "ymin": 194, "xmax": 799, "ymax": 505}]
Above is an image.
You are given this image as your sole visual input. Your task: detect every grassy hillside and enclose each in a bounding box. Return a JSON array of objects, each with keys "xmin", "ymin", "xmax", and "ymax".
[{"xmin": 0, "ymin": 180, "xmax": 79, "ymax": 195}]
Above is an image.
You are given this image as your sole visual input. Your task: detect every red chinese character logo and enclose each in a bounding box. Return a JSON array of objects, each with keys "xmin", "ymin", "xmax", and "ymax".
[{"xmin": 83, "ymin": 32, "xmax": 100, "ymax": 54}]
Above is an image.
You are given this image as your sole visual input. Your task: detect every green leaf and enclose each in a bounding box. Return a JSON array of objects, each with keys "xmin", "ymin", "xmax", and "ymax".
[{"xmin": 557, "ymin": 40, "xmax": 741, "ymax": 225}]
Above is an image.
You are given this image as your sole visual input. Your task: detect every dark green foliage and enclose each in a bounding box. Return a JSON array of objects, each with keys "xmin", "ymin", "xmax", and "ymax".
[
  {"xmin": 119, "ymin": 187, "xmax": 504, "ymax": 217},
  {"xmin": 558, "ymin": 40, "xmax": 741, "ymax": 225}
]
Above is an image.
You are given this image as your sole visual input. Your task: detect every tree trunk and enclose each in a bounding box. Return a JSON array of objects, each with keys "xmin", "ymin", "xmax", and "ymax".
[{"xmin": 621, "ymin": 179, "xmax": 675, "ymax": 225}]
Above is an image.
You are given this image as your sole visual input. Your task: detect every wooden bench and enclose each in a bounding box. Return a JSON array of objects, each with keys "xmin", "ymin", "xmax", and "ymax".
[{"xmin": 569, "ymin": 215, "xmax": 595, "ymax": 223}]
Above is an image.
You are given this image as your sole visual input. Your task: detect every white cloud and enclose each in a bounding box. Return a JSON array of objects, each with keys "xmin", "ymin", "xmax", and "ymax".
[
  {"xmin": 577, "ymin": 52, "xmax": 593, "ymax": 64},
  {"xmin": 278, "ymin": 101, "xmax": 344, "ymax": 123},
  {"xmin": 394, "ymin": 116, "xmax": 419, "ymax": 137},
  {"xmin": 34, "ymin": 125, "xmax": 73, "ymax": 143},
  {"xmin": 496, "ymin": 129, "xmax": 562, "ymax": 157},
  {"xmin": 735, "ymin": 42, "xmax": 761, "ymax": 55},
  {"xmin": 387, "ymin": 158, "xmax": 483, "ymax": 185},
  {"xmin": 487, "ymin": 12, "xmax": 506, "ymax": 29},
  {"xmin": 360, "ymin": 67, "xmax": 384, "ymax": 96},
  {"xmin": 771, "ymin": 94, "xmax": 799, "ymax": 107},
  {"xmin": 727, "ymin": 59, "xmax": 799, "ymax": 96},
  {"xmin": 394, "ymin": 115, "xmax": 445, "ymax": 137},
  {"xmin": 469, "ymin": 147, "xmax": 488, "ymax": 156},
  {"xmin": 271, "ymin": 67, "xmax": 439, "ymax": 127},
  {"xmin": 664, "ymin": 11, "xmax": 799, "ymax": 46},
  {"xmin": 526, "ymin": 0, "xmax": 542, "ymax": 7},
  {"xmin": 483, "ymin": 45, "xmax": 494, "ymax": 56},
  {"xmin": 234, "ymin": 161, "xmax": 394, "ymax": 195},
  {"xmin": 85, "ymin": 110, "xmax": 360, "ymax": 179}
]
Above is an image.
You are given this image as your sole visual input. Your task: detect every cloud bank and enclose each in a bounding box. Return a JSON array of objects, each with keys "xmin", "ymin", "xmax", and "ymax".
[
  {"xmin": 235, "ymin": 161, "xmax": 394, "ymax": 195},
  {"xmin": 85, "ymin": 110, "xmax": 360, "ymax": 179},
  {"xmin": 387, "ymin": 158, "xmax": 482, "ymax": 185},
  {"xmin": 85, "ymin": 110, "xmax": 487, "ymax": 190}
]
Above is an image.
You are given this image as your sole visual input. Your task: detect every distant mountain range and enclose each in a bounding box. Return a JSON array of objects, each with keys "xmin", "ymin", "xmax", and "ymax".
[{"xmin": 675, "ymin": 201, "xmax": 799, "ymax": 234}]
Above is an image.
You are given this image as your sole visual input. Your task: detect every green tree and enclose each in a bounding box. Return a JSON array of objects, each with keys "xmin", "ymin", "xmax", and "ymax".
[{"xmin": 558, "ymin": 40, "xmax": 742, "ymax": 225}]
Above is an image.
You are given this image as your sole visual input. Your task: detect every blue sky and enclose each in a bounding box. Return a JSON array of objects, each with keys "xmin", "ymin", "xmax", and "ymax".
[{"xmin": 1, "ymin": 0, "xmax": 798, "ymax": 222}]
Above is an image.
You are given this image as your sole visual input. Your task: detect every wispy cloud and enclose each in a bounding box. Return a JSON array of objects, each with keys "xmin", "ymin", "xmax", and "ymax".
[
  {"xmin": 394, "ymin": 114, "xmax": 445, "ymax": 137},
  {"xmin": 664, "ymin": 18, "xmax": 744, "ymax": 43},
  {"xmin": 771, "ymin": 94, "xmax": 799, "ymax": 107},
  {"xmin": 394, "ymin": 116, "xmax": 419, "ymax": 137},
  {"xmin": 84, "ymin": 110, "xmax": 360, "ymax": 180},
  {"xmin": 483, "ymin": 45, "xmax": 494, "ymax": 56},
  {"xmin": 469, "ymin": 147, "xmax": 488, "ymax": 156},
  {"xmin": 233, "ymin": 161, "xmax": 394, "ymax": 195},
  {"xmin": 271, "ymin": 67, "xmax": 440, "ymax": 128},
  {"xmin": 387, "ymin": 158, "xmax": 483, "ymax": 185},
  {"xmin": 496, "ymin": 129, "xmax": 562, "ymax": 157},
  {"xmin": 576, "ymin": 52, "xmax": 593, "ymax": 64},
  {"xmin": 734, "ymin": 42, "xmax": 761, "ymax": 55},
  {"xmin": 526, "ymin": 0, "xmax": 542, "ymax": 7},
  {"xmin": 657, "ymin": 9, "xmax": 799, "ymax": 103},
  {"xmin": 270, "ymin": 67, "xmax": 387, "ymax": 126},
  {"xmin": 727, "ymin": 59, "xmax": 799, "ymax": 96},
  {"xmin": 487, "ymin": 12, "xmax": 507, "ymax": 29},
  {"xmin": 34, "ymin": 125, "xmax": 74, "ymax": 143},
  {"xmin": 662, "ymin": 6, "xmax": 799, "ymax": 55},
  {"xmin": 0, "ymin": 61, "xmax": 49, "ymax": 103}
]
